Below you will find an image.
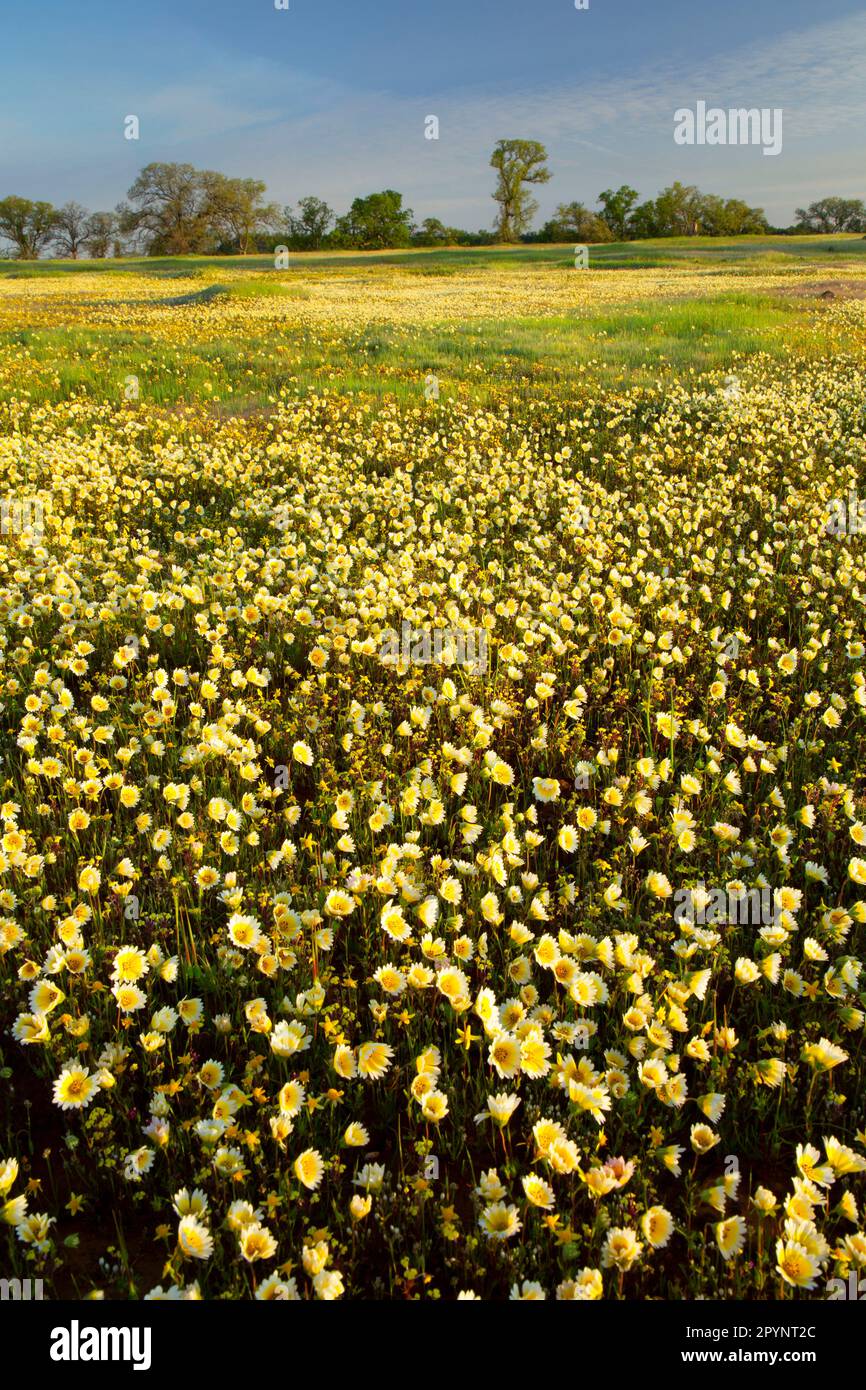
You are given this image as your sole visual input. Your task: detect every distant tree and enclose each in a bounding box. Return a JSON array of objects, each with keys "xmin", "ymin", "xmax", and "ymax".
[
  {"xmin": 202, "ymin": 174, "xmax": 279, "ymax": 254},
  {"xmin": 697, "ymin": 195, "xmax": 768, "ymax": 236},
  {"xmin": 652, "ymin": 182, "xmax": 704, "ymax": 236},
  {"xmin": 693, "ymin": 194, "xmax": 726, "ymax": 236},
  {"xmin": 117, "ymin": 163, "xmax": 213, "ymax": 255},
  {"xmin": 286, "ymin": 196, "xmax": 335, "ymax": 249},
  {"xmin": 52, "ymin": 201, "xmax": 91, "ymax": 258},
  {"xmin": 724, "ymin": 198, "xmax": 768, "ymax": 234},
  {"xmin": 628, "ymin": 200, "xmax": 659, "ymax": 238},
  {"xmin": 794, "ymin": 197, "xmax": 866, "ymax": 233},
  {"xmin": 332, "ymin": 190, "xmax": 414, "ymax": 249},
  {"xmin": 490, "ymin": 139, "xmax": 551, "ymax": 241},
  {"xmin": 0, "ymin": 196, "xmax": 59, "ymax": 259},
  {"xmin": 411, "ymin": 216, "xmax": 463, "ymax": 246},
  {"xmin": 83, "ymin": 212, "xmax": 117, "ymax": 258},
  {"xmin": 540, "ymin": 202, "xmax": 613, "ymax": 243},
  {"xmin": 597, "ymin": 186, "xmax": 639, "ymax": 240},
  {"xmin": 618, "ymin": 185, "xmax": 768, "ymax": 239}
]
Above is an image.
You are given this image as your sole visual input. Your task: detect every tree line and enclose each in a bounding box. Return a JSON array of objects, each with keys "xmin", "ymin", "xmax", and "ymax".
[{"xmin": 0, "ymin": 143, "xmax": 863, "ymax": 258}]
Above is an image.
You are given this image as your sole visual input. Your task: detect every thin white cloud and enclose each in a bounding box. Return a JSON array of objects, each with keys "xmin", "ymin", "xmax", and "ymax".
[{"xmin": 2, "ymin": 10, "xmax": 864, "ymax": 224}]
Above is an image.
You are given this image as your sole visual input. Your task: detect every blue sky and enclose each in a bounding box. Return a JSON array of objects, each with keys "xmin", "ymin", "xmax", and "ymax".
[{"xmin": 2, "ymin": 0, "xmax": 865, "ymax": 228}]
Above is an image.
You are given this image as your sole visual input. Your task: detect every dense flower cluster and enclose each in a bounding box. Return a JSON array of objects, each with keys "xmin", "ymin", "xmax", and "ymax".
[{"xmin": 1, "ymin": 262, "xmax": 866, "ymax": 1299}]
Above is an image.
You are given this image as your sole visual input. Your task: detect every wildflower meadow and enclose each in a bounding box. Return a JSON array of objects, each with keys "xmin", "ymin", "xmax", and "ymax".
[{"xmin": 2, "ymin": 237, "xmax": 866, "ymax": 1306}]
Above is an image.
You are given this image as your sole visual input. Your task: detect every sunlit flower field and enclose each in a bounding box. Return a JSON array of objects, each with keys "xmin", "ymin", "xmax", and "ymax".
[{"xmin": 2, "ymin": 248, "xmax": 866, "ymax": 1300}]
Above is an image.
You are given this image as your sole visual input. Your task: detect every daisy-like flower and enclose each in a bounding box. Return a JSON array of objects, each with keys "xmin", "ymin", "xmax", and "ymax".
[
  {"xmin": 696, "ymin": 1092, "xmax": 726, "ymax": 1124},
  {"xmin": 172, "ymin": 1188, "xmax": 208, "ymax": 1218},
  {"xmin": 78, "ymin": 865, "xmax": 101, "ymax": 894},
  {"xmin": 52, "ymin": 1065, "xmax": 98, "ymax": 1111},
  {"xmin": 294, "ymin": 1148, "xmax": 325, "ymax": 1190},
  {"xmin": 421, "ymin": 1090, "xmax": 449, "ymax": 1123},
  {"xmin": 350, "ymin": 1194, "xmax": 372, "ymax": 1221},
  {"xmin": 239, "ymin": 1222, "xmax": 277, "ymax": 1263},
  {"xmin": 646, "ymin": 870, "xmax": 673, "ymax": 900},
  {"xmin": 344, "ymin": 1122, "xmax": 369, "ymax": 1148},
  {"xmin": 824, "ymin": 1135, "xmax": 866, "ymax": 1177},
  {"xmin": 522, "ymin": 1174, "xmax": 555, "ymax": 1209},
  {"xmin": 278, "ymin": 1080, "xmax": 306, "ymax": 1117},
  {"xmin": 357, "ymin": 1041, "xmax": 394, "ymax": 1080},
  {"xmin": 177, "ymin": 1215, "xmax": 213, "ymax": 1261},
  {"xmin": 568, "ymin": 1080, "xmax": 611, "ymax": 1126},
  {"xmin": 690, "ymin": 1123, "xmax": 721, "ymax": 1155},
  {"xmin": 715, "ymin": 1215, "xmax": 746, "ymax": 1261},
  {"xmin": 656, "ymin": 712, "xmax": 681, "ymax": 741},
  {"xmin": 124, "ymin": 1147, "xmax": 156, "ymax": 1181},
  {"xmin": 12, "ymin": 1013, "xmax": 51, "ymax": 1044},
  {"xmin": 353, "ymin": 1163, "xmax": 386, "ymax": 1194},
  {"xmin": 479, "ymin": 1202, "xmax": 522, "ymax": 1240},
  {"xmin": 601, "ymin": 1227, "xmax": 644, "ymax": 1271},
  {"xmin": 532, "ymin": 777, "xmax": 560, "ymax": 803},
  {"xmin": 2, "ymin": 1195, "xmax": 28, "ymax": 1227},
  {"xmin": 380, "ymin": 902, "xmax": 411, "ymax": 941},
  {"xmin": 323, "ymin": 889, "xmax": 355, "ymax": 918},
  {"xmin": 775, "ymin": 1239, "xmax": 820, "ymax": 1288},
  {"xmin": 112, "ymin": 946, "xmax": 148, "ymax": 983},
  {"xmin": 488, "ymin": 1032, "xmax": 521, "ymax": 1079},
  {"xmin": 227, "ymin": 914, "xmax": 262, "ymax": 950},
  {"xmin": 475, "ymin": 1095, "xmax": 522, "ymax": 1128},
  {"xmin": 557, "ymin": 825, "xmax": 578, "ymax": 853},
  {"xmin": 557, "ymin": 1269, "xmax": 603, "ymax": 1300},
  {"xmin": 313, "ymin": 1270, "xmax": 345, "ymax": 1300},
  {"xmin": 642, "ymin": 1205, "xmax": 674, "ymax": 1248},
  {"xmin": 333, "ymin": 1044, "xmax": 357, "ymax": 1079},
  {"xmin": 374, "ymin": 964, "xmax": 406, "ymax": 995},
  {"xmin": 840, "ymin": 1232, "xmax": 866, "ymax": 1266},
  {"xmin": 801, "ymin": 1038, "xmax": 848, "ymax": 1071},
  {"xmin": 227, "ymin": 1200, "xmax": 263, "ymax": 1232},
  {"xmin": 14, "ymin": 1212, "xmax": 54, "ymax": 1252},
  {"xmin": 0, "ymin": 1158, "xmax": 19, "ymax": 1198},
  {"xmin": 198, "ymin": 1060, "xmax": 224, "ymax": 1090},
  {"xmin": 547, "ymin": 1136, "xmax": 581, "ymax": 1174},
  {"xmin": 255, "ymin": 1273, "xmax": 297, "ymax": 1301},
  {"xmin": 510, "ymin": 1280, "xmax": 546, "ymax": 1299}
]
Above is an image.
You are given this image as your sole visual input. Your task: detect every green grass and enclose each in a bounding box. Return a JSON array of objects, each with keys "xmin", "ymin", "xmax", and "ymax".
[
  {"xmin": 0, "ymin": 288, "xmax": 852, "ymax": 411},
  {"xmin": 1, "ymin": 237, "xmax": 863, "ymax": 414},
  {"xmin": 2, "ymin": 233, "xmax": 865, "ymax": 279},
  {"xmin": 223, "ymin": 278, "xmax": 312, "ymax": 300}
]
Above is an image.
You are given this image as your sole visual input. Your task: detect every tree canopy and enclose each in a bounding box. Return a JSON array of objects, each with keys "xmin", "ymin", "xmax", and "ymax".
[
  {"xmin": 490, "ymin": 140, "xmax": 551, "ymax": 242},
  {"xmin": 0, "ymin": 156, "xmax": 861, "ymax": 260},
  {"xmin": 332, "ymin": 190, "xmax": 414, "ymax": 250},
  {"xmin": 0, "ymin": 196, "xmax": 59, "ymax": 258}
]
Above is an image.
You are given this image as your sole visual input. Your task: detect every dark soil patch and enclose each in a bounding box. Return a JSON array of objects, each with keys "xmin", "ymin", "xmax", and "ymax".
[{"xmin": 776, "ymin": 279, "xmax": 866, "ymax": 302}]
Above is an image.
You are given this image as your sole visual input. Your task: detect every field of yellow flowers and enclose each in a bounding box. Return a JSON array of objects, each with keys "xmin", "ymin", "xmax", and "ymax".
[{"xmin": 2, "ymin": 246, "xmax": 866, "ymax": 1301}]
